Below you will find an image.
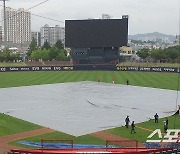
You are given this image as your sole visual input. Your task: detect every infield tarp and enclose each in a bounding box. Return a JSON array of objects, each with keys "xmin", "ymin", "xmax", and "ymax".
[{"xmin": 0, "ymin": 81, "xmax": 179, "ymax": 136}]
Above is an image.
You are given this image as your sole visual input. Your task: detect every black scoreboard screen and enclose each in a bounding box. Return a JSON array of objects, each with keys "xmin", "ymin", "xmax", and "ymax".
[{"xmin": 65, "ymin": 18, "xmax": 128, "ymax": 48}]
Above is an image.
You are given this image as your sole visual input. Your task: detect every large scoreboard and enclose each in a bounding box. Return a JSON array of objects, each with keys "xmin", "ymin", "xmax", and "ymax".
[
  {"xmin": 65, "ymin": 16, "xmax": 128, "ymax": 65},
  {"xmin": 65, "ymin": 18, "xmax": 128, "ymax": 48}
]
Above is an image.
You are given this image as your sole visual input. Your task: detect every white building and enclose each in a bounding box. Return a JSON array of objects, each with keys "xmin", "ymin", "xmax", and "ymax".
[
  {"xmin": 138, "ymin": 36, "xmax": 170, "ymax": 44},
  {"xmin": 0, "ymin": 26, "xmax": 2, "ymax": 47},
  {"xmin": 31, "ymin": 32, "xmax": 41, "ymax": 47},
  {"xmin": 1, "ymin": 7, "xmax": 31, "ymax": 48},
  {"xmin": 120, "ymin": 46, "xmax": 139, "ymax": 61},
  {"xmin": 40, "ymin": 25, "xmax": 65, "ymax": 46}
]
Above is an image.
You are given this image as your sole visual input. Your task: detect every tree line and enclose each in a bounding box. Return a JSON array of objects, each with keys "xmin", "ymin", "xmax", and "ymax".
[
  {"xmin": 0, "ymin": 39, "xmax": 179, "ymax": 63},
  {"xmin": 0, "ymin": 48, "xmax": 21, "ymax": 62},
  {"xmin": 0, "ymin": 38, "xmax": 70, "ymax": 62},
  {"xmin": 136, "ymin": 45, "xmax": 180, "ymax": 63},
  {"xmin": 27, "ymin": 38, "xmax": 70, "ymax": 61}
]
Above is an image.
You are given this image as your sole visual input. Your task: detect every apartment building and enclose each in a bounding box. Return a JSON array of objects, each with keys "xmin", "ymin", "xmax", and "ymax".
[
  {"xmin": 2, "ymin": 7, "xmax": 31, "ymax": 48},
  {"xmin": 40, "ymin": 24, "xmax": 65, "ymax": 46},
  {"xmin": 31, "ymin": 32, "xmax": 41, "ymax": 47}
]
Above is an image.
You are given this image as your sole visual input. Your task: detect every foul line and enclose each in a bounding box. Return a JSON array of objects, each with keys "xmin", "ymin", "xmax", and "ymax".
[{"xmin": 136, "ymin": 125, "xmax": 154, "ymax": 132}]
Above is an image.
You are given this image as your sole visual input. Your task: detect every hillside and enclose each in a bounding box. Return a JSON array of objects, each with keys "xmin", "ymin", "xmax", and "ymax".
[{"xmin": 129, "ymin": 32, "xmax": 176, "ymax": 42}]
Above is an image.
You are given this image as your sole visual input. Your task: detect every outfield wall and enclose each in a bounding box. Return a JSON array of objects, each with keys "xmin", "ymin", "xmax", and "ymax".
[{"xmin": 0, "ymin": 66, "xmax": 179, "ymax": 73}]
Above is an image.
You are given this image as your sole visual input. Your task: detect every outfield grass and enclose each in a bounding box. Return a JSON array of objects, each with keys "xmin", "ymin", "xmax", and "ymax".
[
  {"xmin": 0, "ymin": 113, "xmax": 41, "ymax": 136},
  {"xmin": 0, "ymin": 71, "xmax": 179, "ymax": 91}
]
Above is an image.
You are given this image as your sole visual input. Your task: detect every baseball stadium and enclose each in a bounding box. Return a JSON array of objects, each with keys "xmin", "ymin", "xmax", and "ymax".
[{"xmin": 0, "ymin": 16, "xmax": 179, "ymax": 154}]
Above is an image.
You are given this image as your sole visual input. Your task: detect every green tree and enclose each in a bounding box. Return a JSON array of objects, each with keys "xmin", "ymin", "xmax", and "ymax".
[
  {"xmin": 9, "ymin": 53, "xmax": 16, "ymax": 62},
  {"xmin": 150, "ymin": 49, "xmax": 167, "ymax": 62},
  {"xmin": 49, "ymin": 47, "xmax": 58, "ymax": 60},
  {"xmin": 55, "ymin": 40, "xmax": 64, "ymax": 49},
  {"xmin": 56, "ymin": 51, "xmax": 67, "ymax": 61},
  {"xmin": 41, "ymin": 40, "xmax": 51, "ymax": 50},
  {"xmin": 41, "ymin": 49, "xmax": 50, "ymax": 61},
  {"xmin": 30, "ymin": 49, "xmax": 42, "ymax": 61},
  {"xmin": 0, "ymin": 52, "xmax": 5, "ymax": 62},
  {"xmin": 56, "ymin": 49, "xmax": 70, "ymax": 61},
  {"xmin": 136, "ymin": 49, "xmax": 150, "ymax": 60},
  {"xmin": 165, "ymin": 45, "xmax": 180, "ymax": 62},
  {"xmin": 14, "ymin": 53, "xmax": 21, "ymax": 61},
  {"xmin": 27, "ymin": 37, "xmax": 38, "ymax": 57},
  {"xmin": 3, "ymin": 47, "xmax": 11, "ymax": 62}
]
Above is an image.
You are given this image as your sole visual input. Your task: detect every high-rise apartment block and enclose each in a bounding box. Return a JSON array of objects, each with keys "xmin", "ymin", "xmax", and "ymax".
[
  {"xmin": 0, "ymin": 26, "xmax": 2, "ymax": 47},
  {"xmin": 40, "ymin": 24, "xmax": 65, "ymax": 46},
  {"xmin": 2, "ymin": 7, "xmax": 31, "ymax": 48},
  {"xmin": 31, "ymin": 32, "xmax": 41, "ymax": 47}
]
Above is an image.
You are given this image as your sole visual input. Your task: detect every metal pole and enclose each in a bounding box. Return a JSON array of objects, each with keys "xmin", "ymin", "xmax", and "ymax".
[{"xmin": 3, "ymin": 0, "xmax": 7, "ymax": 48}]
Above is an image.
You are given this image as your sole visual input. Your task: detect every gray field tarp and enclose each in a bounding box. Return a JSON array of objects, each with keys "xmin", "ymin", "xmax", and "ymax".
[{"xmin": 0, "ymin": 81, "xmax": 179, "ymax": 136}]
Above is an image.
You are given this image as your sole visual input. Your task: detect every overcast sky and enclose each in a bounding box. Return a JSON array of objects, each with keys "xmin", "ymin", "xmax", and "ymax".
[{"xmin": 1, "ymin": 0, "xmax": 180, "ymax": 35}]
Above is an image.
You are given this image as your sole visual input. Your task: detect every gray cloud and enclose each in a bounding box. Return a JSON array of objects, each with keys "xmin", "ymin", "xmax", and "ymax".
[{"xmin": 2, "ymin": 0, "xmax": 179, "ymax": 35}]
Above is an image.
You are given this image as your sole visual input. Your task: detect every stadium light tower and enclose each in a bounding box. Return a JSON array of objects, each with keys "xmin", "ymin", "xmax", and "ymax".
[{"xmin": 0, "ymin": 0, "xmax": 9, "ymax": 48}]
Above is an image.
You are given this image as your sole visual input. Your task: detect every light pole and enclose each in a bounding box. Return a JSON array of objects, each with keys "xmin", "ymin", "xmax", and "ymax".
[{"xmin": 0, "ymin": 0, "xmax": 9, "ymax": 48}]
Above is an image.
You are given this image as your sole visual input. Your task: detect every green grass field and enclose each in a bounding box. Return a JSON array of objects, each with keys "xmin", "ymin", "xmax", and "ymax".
[
  {"xmin": 0, "ymin": 71, "xmax": 179, "ymax": 90},
  {"xmin": 0, "ymin": 71, "xmax": 179, "ymax": 148},
  {"xmin": 0, "ymin": 113, "xmax": 41, "ymax": 137}
]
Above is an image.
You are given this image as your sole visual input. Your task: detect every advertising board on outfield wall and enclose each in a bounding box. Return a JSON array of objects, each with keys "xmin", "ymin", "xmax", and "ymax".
[
  {"xmin": 0, "ymin": 66, "xmax": 74, "ymax": 72},
  {"xmin": 116, "ymin": 66, "xmax": 179, "ymax": 73},
  {"xmin": 0, "ymin": 66, "xmax": 179, "ymax": 73}
]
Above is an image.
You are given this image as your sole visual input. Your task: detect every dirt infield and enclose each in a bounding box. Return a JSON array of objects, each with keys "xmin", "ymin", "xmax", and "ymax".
[{"xmin": 91, "ymin": 131, "xmax": 144, "ymax": 147}]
